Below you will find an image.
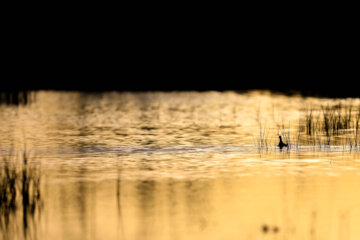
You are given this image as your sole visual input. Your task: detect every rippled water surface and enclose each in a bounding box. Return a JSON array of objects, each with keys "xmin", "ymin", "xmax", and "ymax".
[{"xmin": 1, "ymin": 91, "xmax": 360, "ymax": 240}]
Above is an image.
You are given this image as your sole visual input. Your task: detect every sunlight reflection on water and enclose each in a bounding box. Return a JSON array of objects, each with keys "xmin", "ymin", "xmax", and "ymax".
[{"xmin": 1, "ymin": 91, "xmax": 360, "ymax": 240}]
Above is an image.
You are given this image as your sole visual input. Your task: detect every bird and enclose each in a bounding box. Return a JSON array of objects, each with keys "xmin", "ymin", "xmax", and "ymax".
[{"xmin": 278, "ymin": 136, "xmax": 288, "ymax": 149}]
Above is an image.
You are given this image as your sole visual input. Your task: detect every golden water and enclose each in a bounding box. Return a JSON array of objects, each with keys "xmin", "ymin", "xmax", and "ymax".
[{"xmin": 1, "ymin": 91, "xmax": 360, "ymax": 240}]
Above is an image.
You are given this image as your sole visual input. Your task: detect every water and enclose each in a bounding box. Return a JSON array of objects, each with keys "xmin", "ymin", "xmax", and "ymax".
[{"xmin": 1, "ymin": 91, "xmax": 360, "ymax": 240}]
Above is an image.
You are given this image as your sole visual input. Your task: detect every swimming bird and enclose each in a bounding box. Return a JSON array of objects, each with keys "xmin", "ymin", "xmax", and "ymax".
[{"xmin": 278, "ymin": 136, "xmax": 288, "ymax": 148}]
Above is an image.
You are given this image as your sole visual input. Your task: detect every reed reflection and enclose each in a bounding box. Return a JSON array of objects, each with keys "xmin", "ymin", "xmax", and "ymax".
[
  {"xmin": 116, "ymin": 154, "xmax": 126, "ymax": 240},
  {"xmin": 136, "ymin": 179, "xmax": 156, "ymax": 240}
]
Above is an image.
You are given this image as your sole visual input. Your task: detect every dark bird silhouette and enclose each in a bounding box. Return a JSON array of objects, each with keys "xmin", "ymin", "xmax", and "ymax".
[{"xmin": 278, "ymin": 136, "xmax": 288, "ymax": 149}]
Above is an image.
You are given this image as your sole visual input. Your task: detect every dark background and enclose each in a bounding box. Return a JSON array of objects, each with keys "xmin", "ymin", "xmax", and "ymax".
[
  {"xmin": 4, "ymin": 41, "xmax": 358, "ymax": 98},
  {"xmin": 3, "ymin": 2, "xmax": 359, "ymax": 98}
]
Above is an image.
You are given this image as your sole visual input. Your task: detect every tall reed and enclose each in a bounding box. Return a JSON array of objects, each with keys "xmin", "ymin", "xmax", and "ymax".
[
  {"xmin": 255, "ymin": 123, "xmax": 270, "ymax": 151},
  {"xmin": 302, "ymin": 103, "xmax": 360, "ymax": 150}
]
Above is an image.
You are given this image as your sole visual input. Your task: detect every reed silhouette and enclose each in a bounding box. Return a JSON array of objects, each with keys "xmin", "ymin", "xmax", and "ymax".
[
  {"xmin": 303, "ymin": 103, "xmax": 360, "ymax": 150},
  {"xmin": 255, "ymin": 102, "xmax": 360, "ymax": 152},
  {"xmin": 0, "ymin": 150, "xmax": 42, "ymax": 240},
  {"xmin": 255, "ymin": 123, "xmax": 270, "ymax": 151}
]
